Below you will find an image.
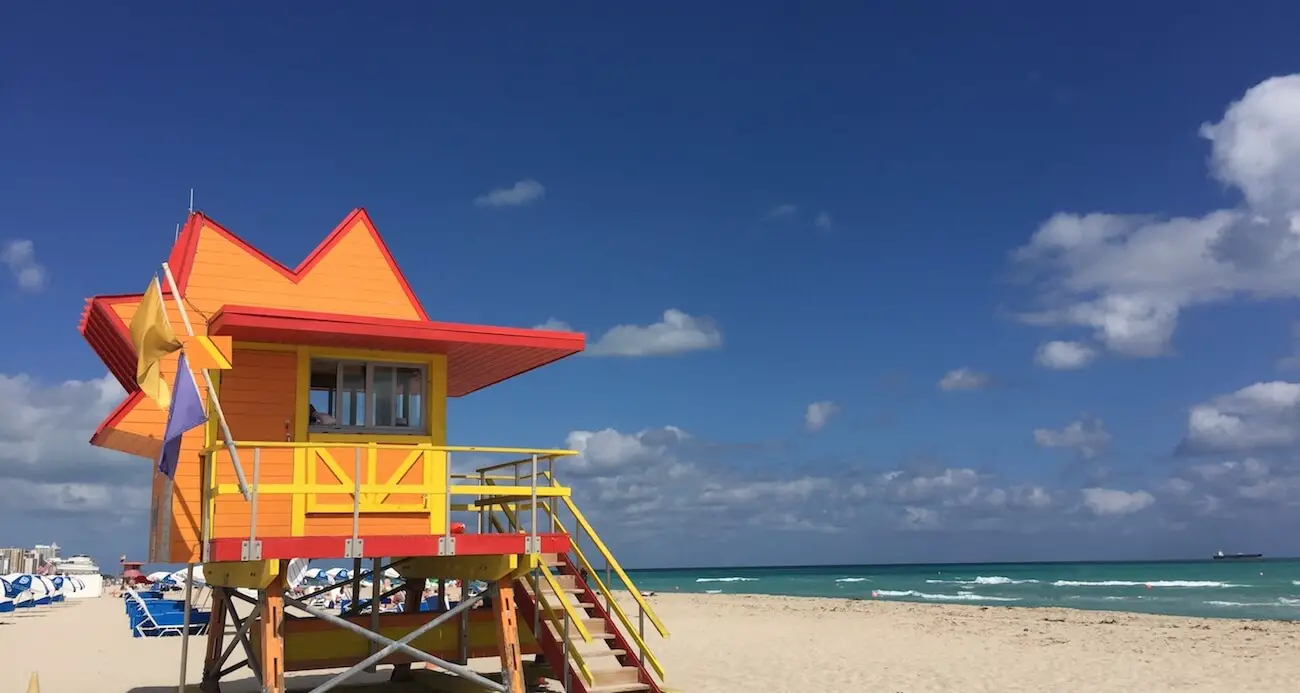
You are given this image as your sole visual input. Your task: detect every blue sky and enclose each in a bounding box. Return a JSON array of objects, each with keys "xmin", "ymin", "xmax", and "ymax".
[{"xmin": 4, "ymin": 2, "xmax": 1300, "ymax": 570}]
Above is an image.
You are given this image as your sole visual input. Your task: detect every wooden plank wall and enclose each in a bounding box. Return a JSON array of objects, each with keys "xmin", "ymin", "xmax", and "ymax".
[{"xmin": 210, "ymin": 348, "xmax": 299, "ymax": 540}]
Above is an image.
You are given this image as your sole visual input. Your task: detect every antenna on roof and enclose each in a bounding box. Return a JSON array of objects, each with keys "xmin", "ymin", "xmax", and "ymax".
[
  {"xmin": 174, "ymin": 223, "xmax": 180, "ymax": 242},
  {"xmin": 188, "ymin": 188, "xmax": 194, "ymax": 213}
]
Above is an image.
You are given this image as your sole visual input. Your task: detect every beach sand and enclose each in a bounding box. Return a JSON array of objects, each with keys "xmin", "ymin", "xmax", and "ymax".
[{"xmin": 3, "ymin": 592, "xmax": 1299, "ymax": 692}]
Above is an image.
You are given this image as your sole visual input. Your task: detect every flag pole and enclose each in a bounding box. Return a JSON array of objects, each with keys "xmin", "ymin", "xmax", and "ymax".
[
  {"xmin": 159, "ymin": 261, "xmax": 252, "ymax": 501},
  {"xmin": 178, "ymin": 562, "xmax": 195, "ymax": 693}
]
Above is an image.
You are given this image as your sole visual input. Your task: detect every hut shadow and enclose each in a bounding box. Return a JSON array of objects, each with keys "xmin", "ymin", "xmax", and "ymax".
[
  {"xmin": 125, "ymin": 662, "xmax": 555, "ymax": 693},
  {"xmin": 127, "ymin": 674, "xmax": 460, "ymax": 692}
]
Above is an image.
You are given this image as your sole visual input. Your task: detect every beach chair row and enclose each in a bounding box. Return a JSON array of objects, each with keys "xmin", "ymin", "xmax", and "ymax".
[{"xmin": 123, "ymin": 590, "xmax": 210, "ymax": 638}]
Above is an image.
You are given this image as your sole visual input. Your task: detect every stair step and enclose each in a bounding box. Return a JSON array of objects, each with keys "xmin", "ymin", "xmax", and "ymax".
[
  {"xmin": 551, "ymin": 630, "xmax": 616, "ymax": 641},
  {"xmin": 585, "ymin": 682, "xmax": 650, "ymax": 693},
  {"xmin": 591, "ymin": 667, "xmax": 641, "ymax": 686},
  {"xmin": 522, "ymin": 583, "xmax": 587, "ymax": 596},
  {"xmin": 541, "ymin": 619, "xmax": 607, "ymax": 637}
]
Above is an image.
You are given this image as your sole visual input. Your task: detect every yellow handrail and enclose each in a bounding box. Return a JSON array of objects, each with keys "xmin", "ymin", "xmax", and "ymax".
[
  {"xmin": 451, "ymin": 473, "xmax": 519, "ymax": 481},
  {"xmin": 547, "ymin": 509, "xmax": 667, "ymax": 680},
  {"xmin": 536, "ymin": 563, "xmax": 594, "ymax": 644},
  {"xmin": 212, "ymin": 483, "xmax": 571, "ymax": 498},
  {"xmin": 485, "ymin": 477, "xmax": 668, "ymax": 680},
  {"xmin": 480, "ymin": 499, "xmax": 595, "ymax": 646},
  {"xmin": 474, "ymin": 452, "xmax": 570, "ymax": 474},
  {"xmin": 544, "ymin": 473, "xmax": 669, "ymax": 638},
  {"xmin": 480, "ymin": 508, "xmax": 597, "ymax": 685},
  {"xmin": 528, "ymin": 573, "xmax": 595, "ymax": 686}
]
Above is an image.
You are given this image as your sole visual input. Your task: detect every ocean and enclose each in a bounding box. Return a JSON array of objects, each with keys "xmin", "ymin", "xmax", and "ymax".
[{"xmin": 623, "ymin": 559, "xmax": 1300, "ymax": 620}]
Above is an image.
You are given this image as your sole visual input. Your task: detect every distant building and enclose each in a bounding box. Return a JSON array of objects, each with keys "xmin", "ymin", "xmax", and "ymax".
[
  {"xmin": 29, "ymin": 543, "xmax": 59, "ymax": 573},
  {"xmin": 0, "ymin": 547, "xmax": 23, "ymax": 573}
]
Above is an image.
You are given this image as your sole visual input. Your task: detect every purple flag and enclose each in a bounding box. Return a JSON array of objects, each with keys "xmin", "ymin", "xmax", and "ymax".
[{"xmin": 157, "ymin": 351, "xmax": 207, "ymax": 479}]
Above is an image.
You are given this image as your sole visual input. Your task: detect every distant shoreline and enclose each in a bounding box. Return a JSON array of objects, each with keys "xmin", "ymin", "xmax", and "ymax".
[
  {"xmin": 624, "ymin": 556, "xmax": 1291, "ymax": 572},
  {"xmin": 626, "ymin": 589, "xmax": 1300, "ymax": 622}
]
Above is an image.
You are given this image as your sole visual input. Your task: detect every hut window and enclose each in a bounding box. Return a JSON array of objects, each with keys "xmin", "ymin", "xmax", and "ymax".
[{"xmin": 308, "ymin": 358, "xmax": 426, "ymax": 433}]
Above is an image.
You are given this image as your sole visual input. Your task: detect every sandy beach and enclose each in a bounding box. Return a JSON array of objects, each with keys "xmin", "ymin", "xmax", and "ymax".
[{"xmin": 3, "ymin": 592, "xmax": 1299, "ymax": 692}]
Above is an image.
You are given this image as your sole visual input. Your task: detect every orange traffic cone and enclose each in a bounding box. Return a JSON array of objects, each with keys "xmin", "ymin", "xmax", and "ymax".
[{"xmin": 26, "ymin": 672, "xmax": 39, "ymax": 693}]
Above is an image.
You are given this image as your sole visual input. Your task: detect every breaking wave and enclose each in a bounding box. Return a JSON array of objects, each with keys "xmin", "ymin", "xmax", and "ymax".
[
  {"xmin": 1051, "ymin": 580, "xmax": 1242, "ymax": 588},
  {"xmin": 926, "ymin": 576, "xmax": 1038, "ymax": 585},
  {"xmin": 873, "ymin": 589, "xmax": 1021, "ymax": 602}
]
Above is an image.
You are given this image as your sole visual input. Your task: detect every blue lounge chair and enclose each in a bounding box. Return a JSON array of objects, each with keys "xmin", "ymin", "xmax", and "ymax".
[{"xmin": 124, "ymin": 588, "xmax": 210, "ymax": 638}]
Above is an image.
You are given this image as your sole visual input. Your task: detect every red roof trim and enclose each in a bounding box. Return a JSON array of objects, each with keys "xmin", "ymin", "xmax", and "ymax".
[
  {"xmin": 208, "ymin": 305, "xmax": 585, "ymax": 397},
  {"xmin": 169, "ymin": 208, "xmax": 430, "ymax": 321},
  {"xmin": 79, "ymin": 294, "xmax": 143, "ymax": 393},
  {"xmin": 209, "ymin": 305, "xmax": 585, "ymax": 350},
  {"xmin": 90, "ymin": 390, "xmax": 144, "ymax": 446}
]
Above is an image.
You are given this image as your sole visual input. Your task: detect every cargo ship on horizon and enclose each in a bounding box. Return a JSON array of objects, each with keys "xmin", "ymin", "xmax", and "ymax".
[{"xmin": 1212, "ymin": 550, "xmax": 1263, "ymax": 560}]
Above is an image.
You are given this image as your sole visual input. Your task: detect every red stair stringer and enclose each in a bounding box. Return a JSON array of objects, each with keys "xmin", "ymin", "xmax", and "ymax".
[
  {"xmin": 513, "ymin": 580, "xmax": 593, "ymax": 693},
  {"xmin": 559, "ymin": 555, "xmax": 662, "ymax": 693}
]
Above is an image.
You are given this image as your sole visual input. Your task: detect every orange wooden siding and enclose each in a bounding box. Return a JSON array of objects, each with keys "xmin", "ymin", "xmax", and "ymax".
[
  {"xmin": 208, "ymin": 349, "xmax": 299, "ymax": 541},
  {"xmin": 118, "ymin": 349, "xmax": 208, "ymax": 563},
  {"xmin": 302, "ymin": 514, "xmax": 432, "ymax": 537},
  {"xmin": 221, "ymin": 349, "xmax": 298, "ymax": 441},
  {"xmin": 182, "ymin": 220, "xmax": 423, "ymax": 320}
]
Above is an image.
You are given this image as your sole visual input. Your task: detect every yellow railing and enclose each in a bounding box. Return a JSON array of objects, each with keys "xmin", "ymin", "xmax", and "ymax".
[
  {"xmin": 480, "ymin": 472, "xmax": 668, "ymax": 683},
  {"xmin": 546, "ymin": 502, "xmax": 667, "ymax": 681},
  {"xmin": 533, "ymin": 561, "xmax": 596, "ymax": 686},
  {"xmin": 201, "ymin": 441, "xmax": 578, "ymax": 456},
  {"xmin": 198, "ymin": 441, "xmax": 576, "ymax": 549},
  {"xmin": 483, "ymin": 508, "xmax": 597, "ymax": 687}
]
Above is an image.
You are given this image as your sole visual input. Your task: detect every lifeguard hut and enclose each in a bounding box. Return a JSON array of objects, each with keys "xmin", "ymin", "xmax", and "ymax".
[{"xmin": 79, "ymin": 209, "xmax": 670, "ymax": 693}]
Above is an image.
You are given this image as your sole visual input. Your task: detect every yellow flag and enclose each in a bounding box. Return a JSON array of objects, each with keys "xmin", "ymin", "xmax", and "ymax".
[{"xmin": 130, "ymin": 277, "xmax": 182, "ymax": 410}]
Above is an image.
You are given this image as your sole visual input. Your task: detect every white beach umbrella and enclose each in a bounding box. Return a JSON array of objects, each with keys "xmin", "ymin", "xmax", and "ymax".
[{"xmin": 285, "ymin": 558, "xmax": 310, "ymax": 589}]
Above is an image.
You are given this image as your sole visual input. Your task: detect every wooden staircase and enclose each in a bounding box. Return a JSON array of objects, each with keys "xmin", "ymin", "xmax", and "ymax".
[{"xmin": 513, "ymin": 554, "xmax": 663, "ymax": 693}]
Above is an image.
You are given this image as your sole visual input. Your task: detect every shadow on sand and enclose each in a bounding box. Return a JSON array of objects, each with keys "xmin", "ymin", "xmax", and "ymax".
[{"xmin": 126, "ymin": 664, "xmax": 556, "ymax": 693}]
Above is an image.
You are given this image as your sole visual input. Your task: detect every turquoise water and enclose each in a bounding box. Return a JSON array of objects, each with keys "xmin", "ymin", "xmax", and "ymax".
[{"xmin": 623, "ymin": 560, "xmax": 1300, "ymax": 620}]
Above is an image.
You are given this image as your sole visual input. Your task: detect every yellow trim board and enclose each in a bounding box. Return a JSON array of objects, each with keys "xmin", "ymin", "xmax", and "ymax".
[
  {"xmin": 203, "ymin": 560, "xmax": 280, "ymax": 589},
  {"xmin": 395, "ymin": 555, "xmax": 519, "ymax": 581},
  {"xmin": 180, "ymin": 335, "xmax": 233, "ymax": 369}
]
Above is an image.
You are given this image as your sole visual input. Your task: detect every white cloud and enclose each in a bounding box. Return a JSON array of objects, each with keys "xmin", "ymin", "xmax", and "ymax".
[
  {"xmin": 763, "ymin": 205, "xmax": 834, "ymax": 234},
  {"xmin": 1182, "ymin": 381, "xmax": 1300, "ymax": 454},
  {"xmin": 532, "ymin": 318, "xmax": 575, "ymax": 332},
  {"xmin": 560, "ymin": 426, "xmax": 1062, "ymax": 538},
  {"xmin": 0, "ymin": 479, "xmax": 149, "ymax": 515},
  {"xmin": 804, "ymin": 401, "xmax": 839, "ymax": 432},
  {"xmin": 585, "ymin": 309, "xmax": 723, "ymax": 357},
  {"xmin": 1010, "ymin": 75, "xmax": 1300, "ymax": 364},
  {"xmin": 474, "ymin": 178, "xmax": 545, "ymax": 207},
  {"xmin": 938, "ymin": 367, "xmax": 992, "ymax": 391},
  {"xmin": 1081, "ymin": 488, "xmax": 1154, "ymax": 516},
  {"xmin": 564, "ymin": 426, "xmax": 689, "ymax": 474},
  {"xmin": 2, "ymin": 239, "xmax": 47, "ymax": 291},
  {"xmin": 767, "ymin": 204, "xmax": 798, "ymax": 220},
  {"xmin": 814, "ymin": 211, "xmax": 834, "ymax": 232},
  {"xmin": 1035, "ymin": 340, "xmax": 1096, "ymax": 370},
  {"xmin": 1159, "ymin": 456, "xmax": 1300, "ymax": 518},
  {"xmin": 1033, "ymin": 417, "xmax": 1112, "ymax": 459},
  {"xmin": 0, "ymin": 372, "xmax": 143, "ymax": 515}
]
